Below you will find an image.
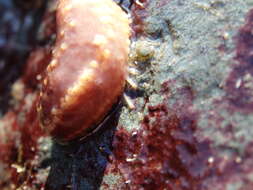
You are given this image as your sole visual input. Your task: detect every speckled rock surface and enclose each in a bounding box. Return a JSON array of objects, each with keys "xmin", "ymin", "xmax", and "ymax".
[
  {"xmin": 103, "ymin": 0, "xmax": 253, "ymax": 189},
  {"xmin": 0, "ymin": 0, "xmax": 253, "ymax": 189}
]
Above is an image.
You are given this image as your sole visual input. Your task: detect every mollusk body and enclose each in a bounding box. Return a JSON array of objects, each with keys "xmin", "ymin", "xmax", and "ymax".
[{"xmin": 38, "ymin": 0, "xmax": 130, "ymax": 142}]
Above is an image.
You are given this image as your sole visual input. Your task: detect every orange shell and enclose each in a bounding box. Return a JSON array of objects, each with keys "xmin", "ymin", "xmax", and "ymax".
[{"xmin": 38, "ymin": 0, "xmax": 130, "ymax": 142}]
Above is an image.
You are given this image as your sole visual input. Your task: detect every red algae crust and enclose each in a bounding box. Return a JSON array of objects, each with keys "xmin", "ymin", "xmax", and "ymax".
[
  {"xmin": 38, "ymin": 0, "xmax": 130, "ymax": 142},
  {"xmin": 224, "ymin": 9, "xmax": 253, "ymax": 113}
]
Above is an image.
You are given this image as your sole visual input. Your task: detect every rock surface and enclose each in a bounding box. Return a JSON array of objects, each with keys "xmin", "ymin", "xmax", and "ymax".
[{"xmin": 0, "ymin": 0, "xmax": 253, "ymax": 189}]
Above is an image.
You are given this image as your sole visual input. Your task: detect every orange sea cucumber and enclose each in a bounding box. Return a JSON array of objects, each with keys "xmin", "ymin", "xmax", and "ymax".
[{"xmin": 38, "ymin": 0, "xmax": 130, "ymax": 142}]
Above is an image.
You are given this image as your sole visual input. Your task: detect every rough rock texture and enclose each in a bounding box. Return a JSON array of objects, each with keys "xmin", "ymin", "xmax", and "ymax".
[
  {"xmin": 108, "ymin": 0, "xmax": 253, "ymax": 189},
  {"xmin": 0, "ymin": 0, "xmax": 253, "ymax": 189},
  {"xmin": 0, "ymin": 0, "xmax": 46, "ymax": 114}
]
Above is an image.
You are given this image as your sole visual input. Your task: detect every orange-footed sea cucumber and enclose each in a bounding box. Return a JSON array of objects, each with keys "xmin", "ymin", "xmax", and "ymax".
[{"xmin": 37, "ymin": 0, "xmax": 131, "ymax": 142}]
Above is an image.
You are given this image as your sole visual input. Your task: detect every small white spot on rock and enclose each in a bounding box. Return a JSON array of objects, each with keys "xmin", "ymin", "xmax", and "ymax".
[
  {"xmin": 208, "ymin": 157, "xmax": 214, "ymax": 164},
  {"xmin": 235, "ymin": 79, "xmax": 242, "ymax": 88},
  {"xmin": 36, "ymin": 74, "xmax": 42, "ymax": 81}
]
